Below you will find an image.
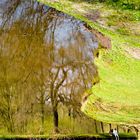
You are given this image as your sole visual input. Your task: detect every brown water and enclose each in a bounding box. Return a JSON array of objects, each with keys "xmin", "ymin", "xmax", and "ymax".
[{"xmin": 0, "ymin": 0, "xmax": 100, "ymax": 135}]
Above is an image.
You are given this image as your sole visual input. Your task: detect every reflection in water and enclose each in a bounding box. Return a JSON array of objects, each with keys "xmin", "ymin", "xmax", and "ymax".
[
  {"xmin": 0, "ymin": 1, "xmax": 98, "ymax": 57},
  {"xmin": 0, "ymin": 0, "xmax": 99, "ymax": 134}
]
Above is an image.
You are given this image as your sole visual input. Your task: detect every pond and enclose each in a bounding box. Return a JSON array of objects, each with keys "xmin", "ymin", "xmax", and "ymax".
[
  {"xmin": 0, "ymin": 0, "xmax": 138, "ymax": 139},
  {"xmin": 7, "ymin": 1, "xmax": 139, "ymax": 140},
  {"xmin": 0, "ymin": 0, "xmax": 101, "ymax": 135}
]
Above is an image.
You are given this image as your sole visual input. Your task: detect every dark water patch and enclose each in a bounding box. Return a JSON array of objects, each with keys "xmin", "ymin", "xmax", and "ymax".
[{"xmin": 0, "ymin": 135, "xmax": 137, "ymax": 140}]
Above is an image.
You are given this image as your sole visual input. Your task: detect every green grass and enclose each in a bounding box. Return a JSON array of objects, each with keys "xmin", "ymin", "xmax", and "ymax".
[{"xmin": 38, "ymin": 0, "xmax": 140, "ymax": 126}]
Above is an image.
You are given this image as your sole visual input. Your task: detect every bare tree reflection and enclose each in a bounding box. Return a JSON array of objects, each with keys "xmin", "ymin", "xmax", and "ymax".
[{"xmin": 0, "ymin": 0, "xmax": 99, "ymax": 133}]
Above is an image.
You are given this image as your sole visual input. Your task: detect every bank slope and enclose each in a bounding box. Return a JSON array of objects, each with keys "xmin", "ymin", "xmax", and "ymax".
[{"xmin": 38, "ymin": 0, "xmax": 140, "ymax": 127}]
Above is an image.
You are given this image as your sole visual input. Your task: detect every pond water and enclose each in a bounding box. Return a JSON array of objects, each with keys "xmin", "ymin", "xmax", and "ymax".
[
  {"xmin": 0, "ymin": 1, "xmax": 138, "ymax": 139},
  {"xmin": 0, "ymin": 0, "xmax": 100, "ymax": 135},
  {"xmin": 0, "ymin": 0, "xmax": 98, "ymax": 59},
  {"xmin": 0, "ymin": 0, "xmax": 99, "ymax": 93}
]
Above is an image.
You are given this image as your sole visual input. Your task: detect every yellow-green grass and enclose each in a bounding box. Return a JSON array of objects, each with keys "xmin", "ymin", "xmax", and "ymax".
[{"xmin": 38, "ymin": 0, "xmax": 140, "ymax": 126}]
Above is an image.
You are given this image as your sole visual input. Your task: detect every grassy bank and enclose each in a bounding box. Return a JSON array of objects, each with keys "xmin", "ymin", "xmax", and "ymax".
[{"xmin": 38, "ymin": 0, "xmax": 140, "ymax": 126}]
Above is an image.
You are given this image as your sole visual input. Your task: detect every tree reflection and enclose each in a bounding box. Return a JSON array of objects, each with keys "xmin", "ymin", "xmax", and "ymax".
[{"xmin": 0, "ymin": 0, "xmax": 99, "ymax": 134}]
